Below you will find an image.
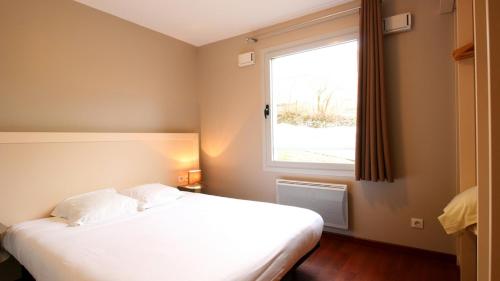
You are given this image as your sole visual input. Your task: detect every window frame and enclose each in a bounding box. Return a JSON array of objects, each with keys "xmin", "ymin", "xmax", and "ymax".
[{"xmin": 262, "ymin": 31, "xmax": 359, "ymax": 177}]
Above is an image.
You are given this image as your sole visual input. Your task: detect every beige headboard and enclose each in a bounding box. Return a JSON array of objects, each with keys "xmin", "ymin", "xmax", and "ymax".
[{"xmin": 0, "ymin": 132, "xmax": 199, "ymax": 226}]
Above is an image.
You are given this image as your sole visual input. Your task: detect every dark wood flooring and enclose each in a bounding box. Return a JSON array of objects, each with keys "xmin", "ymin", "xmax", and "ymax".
[{"xmin": 287, "ymin": 232, "xmax": 460, "ymax": 281}]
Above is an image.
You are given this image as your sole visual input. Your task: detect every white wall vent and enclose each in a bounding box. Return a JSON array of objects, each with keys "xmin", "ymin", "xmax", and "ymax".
[
  {"xmin": 276, "ymin": 179, "xmax": 348, "ymax": 230},
  {"xmin": 383, "ymin": 13, "xmax": 412, "ymax": 35},
  {"xmin": 238, "ymin": 52, "xmax": 255, "ymax": 67}
]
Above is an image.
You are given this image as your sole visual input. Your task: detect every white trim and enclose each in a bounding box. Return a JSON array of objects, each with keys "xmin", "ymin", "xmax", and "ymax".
[
  {"xmin": 0, "ymin": 132, "xmax": 198, "ymax": 144},
  {"xmin": 265, "ymin": 166, "xmax": 355, "ymax": 178},
  {"xmin": 258, "ymin": 27, "xmax": 359, "ymax": 59},
  {"xmin": 261, "ymin": 30, "xmax": 359, "ymax": 176},
  {"xmin": 276, "ymin": 179, "xmax": 348, "ymax": 191},
  {"xmin": 249, "ymin": 7, "xmax": 360, "ymax": 41}
]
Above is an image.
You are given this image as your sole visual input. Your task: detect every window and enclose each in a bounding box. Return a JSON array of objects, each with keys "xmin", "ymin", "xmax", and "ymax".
[{"xmin": 264, "ymin": 33, "xmax": 358, "ymax": 176}]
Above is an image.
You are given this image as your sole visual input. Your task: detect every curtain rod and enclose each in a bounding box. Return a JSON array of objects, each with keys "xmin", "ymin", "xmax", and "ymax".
[{"xmin": 246, "ymin": 6, "xmax": 360, "ymax": 43}]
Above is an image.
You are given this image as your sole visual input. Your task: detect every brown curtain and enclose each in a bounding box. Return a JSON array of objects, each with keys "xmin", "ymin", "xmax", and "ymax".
[{"xmin": 355, "ymin": 0, "xmax": 393, "ymax": 182}]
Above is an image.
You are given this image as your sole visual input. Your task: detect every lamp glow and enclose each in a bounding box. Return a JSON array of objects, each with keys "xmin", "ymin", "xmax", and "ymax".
[{"xmin": 188, "ymin": 169, "xmax": 201, "ymax": 185}]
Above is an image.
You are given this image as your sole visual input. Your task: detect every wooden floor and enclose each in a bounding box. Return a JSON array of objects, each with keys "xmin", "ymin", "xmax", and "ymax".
[{"xmin": 287, "ymin": 233, "xmax": 459, "ymax": 281}]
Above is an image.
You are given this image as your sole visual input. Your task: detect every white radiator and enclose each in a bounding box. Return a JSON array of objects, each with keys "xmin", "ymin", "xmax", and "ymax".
[{"xmin": 276, "ymin": 179, "xmax": 348, "ymax": 230}]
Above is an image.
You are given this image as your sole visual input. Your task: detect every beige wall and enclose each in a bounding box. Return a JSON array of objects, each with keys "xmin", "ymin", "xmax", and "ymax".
[
  {"xmin": 0, "ymin": 0, "xmax": 199, "ymax": 133},
  {"xmin": 198, "ymin": 0, "xmax": 457, "ymax": 254}
]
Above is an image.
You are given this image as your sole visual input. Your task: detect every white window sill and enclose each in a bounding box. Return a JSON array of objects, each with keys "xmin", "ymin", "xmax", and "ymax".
[{"xmin": 264, "ymin": 164, "xmax": 355, "ymax": 178}]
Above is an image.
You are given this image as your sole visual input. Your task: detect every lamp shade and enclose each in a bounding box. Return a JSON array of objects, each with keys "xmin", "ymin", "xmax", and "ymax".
[{"xmin": 188, "ymin": 169, "xmax": 201, "ymax": 185}]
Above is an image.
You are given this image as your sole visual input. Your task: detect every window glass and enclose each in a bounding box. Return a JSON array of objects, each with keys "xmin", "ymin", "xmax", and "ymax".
[{"xmin": 268, "ymin": 40, "xmax": 358, "ymax": 166}]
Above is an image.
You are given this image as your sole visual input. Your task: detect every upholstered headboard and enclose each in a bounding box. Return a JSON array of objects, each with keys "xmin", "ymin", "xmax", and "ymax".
[{"xmin": 0, "ymin": 132, "xmax": 199, "ymax": 226}]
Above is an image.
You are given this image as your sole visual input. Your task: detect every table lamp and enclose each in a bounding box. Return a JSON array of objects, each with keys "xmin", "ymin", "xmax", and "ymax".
[{"xmin": 188, "ymin": 169, "xmax": 201, "ymax": 186}]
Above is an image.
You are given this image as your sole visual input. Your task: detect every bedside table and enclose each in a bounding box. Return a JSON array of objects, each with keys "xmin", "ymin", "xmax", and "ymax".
[
  {"xmin": 178, "ymin": 184, "xmax": 202, "ymax": 193},
  {"xmin": 0, "ymin": 223, "xmax": 10, "ymax": 263}
]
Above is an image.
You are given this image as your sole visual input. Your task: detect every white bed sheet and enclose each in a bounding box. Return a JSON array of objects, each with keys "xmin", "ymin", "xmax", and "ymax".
[{"xmin": 3, "ymin": 192, "xmax": 323, "ymax": 281}]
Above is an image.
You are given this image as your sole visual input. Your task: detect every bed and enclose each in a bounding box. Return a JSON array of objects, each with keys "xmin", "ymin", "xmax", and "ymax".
[
  {"xmin": 2, "ymin": 192, "xmax": 323, "ymax": 281},
  {"xmin": 0, "ymin": 132, "xmax": 323, "ymax": 281}
]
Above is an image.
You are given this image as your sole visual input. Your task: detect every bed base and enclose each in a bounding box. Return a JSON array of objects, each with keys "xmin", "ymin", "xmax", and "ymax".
[
  {"xmin": 282, "ymin": 242, "xmax": 320, "ymax": 280},
  {"xmin": 18, "ymin": 242, "xmax": 320, "ymax": 281},
  {"xmin": 18, "ymin": 266, "xmax": 34, "ymax": 281}
]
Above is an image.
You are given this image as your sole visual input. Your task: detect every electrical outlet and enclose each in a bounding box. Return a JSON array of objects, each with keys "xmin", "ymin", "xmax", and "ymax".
[
  {"xmin": 178, "ymin": 175, "xmax": 187, "ymax": 183},
  {"xmin": 411, "ymin": 218, "xmax": 424, "ymax": 229}
]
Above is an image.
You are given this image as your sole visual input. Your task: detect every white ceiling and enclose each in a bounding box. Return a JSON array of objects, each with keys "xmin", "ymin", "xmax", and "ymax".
[{"xmin": 74, "ymin": 0, "xmax": 351, "ymax": 46}]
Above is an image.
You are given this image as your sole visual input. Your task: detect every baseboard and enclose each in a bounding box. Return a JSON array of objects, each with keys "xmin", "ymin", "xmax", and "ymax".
[{"xmin": 322, "ymin": 231, "xmax": 457, "ymax": 264}]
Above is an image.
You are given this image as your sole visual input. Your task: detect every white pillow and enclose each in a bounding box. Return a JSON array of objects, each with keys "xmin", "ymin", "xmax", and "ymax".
[
  {"xmin": 119, "ymin": 183, "xmax": 183, "ymax": 211},
  {"xmin": 51, "ymin": 188, "xmax": 139, "ymax": 226},
  {"xmin": 438, "ymin": 186, "xmax": 477, "ymax": 234}
]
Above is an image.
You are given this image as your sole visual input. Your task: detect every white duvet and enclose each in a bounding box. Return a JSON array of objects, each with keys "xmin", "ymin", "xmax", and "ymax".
[{"xmin": 3, "ymin": 192, "xmax": 323, "ymax": 281}]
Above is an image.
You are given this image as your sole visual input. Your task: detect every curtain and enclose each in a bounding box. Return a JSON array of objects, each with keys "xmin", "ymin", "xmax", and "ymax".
[{"xmin": 355, "ymin": 0, "xmax": 393, "ymax": 182}]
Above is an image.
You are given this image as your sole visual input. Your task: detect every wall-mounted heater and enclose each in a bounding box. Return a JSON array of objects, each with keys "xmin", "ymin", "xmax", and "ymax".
[
  {"xmin": 276, "ymin": 179, "xmax": 348, "ymax": 230},
  {"xmin": 383, "ymin": 13, "xmax": 412, "ymax": 35},
  {"xmin": 238, "ymin": 52, "xmax": 255, "ymax": 67}
]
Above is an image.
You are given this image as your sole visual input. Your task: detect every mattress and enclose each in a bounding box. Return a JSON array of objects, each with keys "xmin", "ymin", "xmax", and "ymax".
[{"xmin": 2, "ymin": 192, "xmax": 323, "ymax": 281}]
